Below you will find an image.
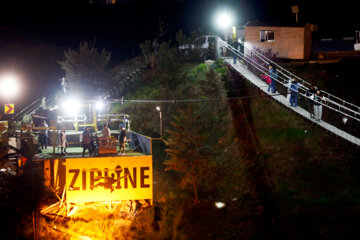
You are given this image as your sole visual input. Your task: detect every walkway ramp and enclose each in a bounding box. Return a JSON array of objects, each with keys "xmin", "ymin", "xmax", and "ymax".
[{"xmin": 217, "ymin": 38, "xmax": 360, "ymax": 146}]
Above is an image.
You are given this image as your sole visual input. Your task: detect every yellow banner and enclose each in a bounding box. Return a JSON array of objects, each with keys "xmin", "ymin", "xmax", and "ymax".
[
  {"xmin": 66, "ymin": 156, "xmax": 153, "ymax": 204},
  {"xmin": 232, "ymin": 26, "xmax": 236, "ymax": 41}
]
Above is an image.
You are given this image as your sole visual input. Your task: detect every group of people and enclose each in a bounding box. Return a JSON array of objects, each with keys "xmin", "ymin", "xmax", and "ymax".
[
  {"xmin": 51, "ymin": 123, "xmax": 127, "ymax": 157},
  {"xmin": 81, "ymin": 124, "xmax": 127, "ymax": 157},
  {"xmin": 286, "ymin": 79, "xmax": 325, "ymax": 121},
  {"xmin": 261, "ymin": 64, "xmax": 325, "ymax": 121},
  {"xmin": 261, "ymin": 64, "xmax": 278, "ymax": 94}
]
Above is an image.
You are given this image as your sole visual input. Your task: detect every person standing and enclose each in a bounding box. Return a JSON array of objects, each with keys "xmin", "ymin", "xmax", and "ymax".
[
  {"xmin": 306, "ymin": 85, "xmax": 317, "ymax": 118},
  {"xmin": 313, "ymin": 90, "xmax": 325, "ymax": 121},
  {"xmin": 268, "ymin": 64, "xmax": 278, "ymax": 93},
  {"xmin": 39, "ymin": 120, "xmax": 49, "ymax": 149},
  {"xmin": 60, "ymin": 127, "xmax": 68, "ymax": 155},
  {"xmin": 289, "ymin": 78, "xmax": 300, "ymax": 107},
  {"xmin": 82, "ymin": 127, "xmax": 92, "ymax": 157},
  {"xmin": 286, "ymin": 78, "xmax": 293, "ymax": 102},
  {"xmin": 118, "ymin": 125, "xmax": 127, "ymax": 155},
  {"xmin": 261, "ymin": 74, "xmax": 272, "ymax": 92},
  {"xmin": 102, "ymin": 123, "xmax": 111, "ymax": 138},
  {"xmin": 231, "ymin": 39, "xmax": 240, "ymax": 64}
]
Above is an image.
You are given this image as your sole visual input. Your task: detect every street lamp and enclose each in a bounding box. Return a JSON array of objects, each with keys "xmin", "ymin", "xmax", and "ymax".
[
  {"xmin": 214, "ymin": 9, "xmax": 235, "ymax": 55},
  {"xmin": 96, "ymin": 101, "xmax": 104, "ymax": 110},
  {"xmin": 214, "ymin": 11, "xmax": 234, "ymax": 30},
  {"xmin": 62, "ymin": 98, "xmax": 80, "ymax": 115},
  {"xmin": 156, "ymin": 106, "xmax": 162, "ymax": 138},
  {"xmin": 0, "ymin": 73, "xmax": 20, "ymax": 101}
]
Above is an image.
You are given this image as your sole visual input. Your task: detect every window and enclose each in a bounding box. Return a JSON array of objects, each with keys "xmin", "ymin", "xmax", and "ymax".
[{"xmin": 260, "ymin": 30, "xmax": 275, "ymax": 42}]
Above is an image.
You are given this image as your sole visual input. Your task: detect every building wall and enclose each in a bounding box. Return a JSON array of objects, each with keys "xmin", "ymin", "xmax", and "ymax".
[
  {"xmin": 303, "ymin": 23, "xmax": 312, "ymax": 59},
  {"xmin": 244, "ymin": 25, "xmax": 311, "ymax": 60}
]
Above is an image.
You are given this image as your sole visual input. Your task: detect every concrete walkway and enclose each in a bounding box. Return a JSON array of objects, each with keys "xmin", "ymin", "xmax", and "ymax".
[{"xmin": 224, "ymin": 58, "xmax": 360, "ymax": 146}]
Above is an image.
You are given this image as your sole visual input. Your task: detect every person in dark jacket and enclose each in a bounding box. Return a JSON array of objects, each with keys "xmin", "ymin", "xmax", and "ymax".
[
  {"xmin": 231, "ymin": 39, "xmax": 240, "ymax": 64},
  {"xmin": 39, "ymin": 120, "xmax": 49, "ymax": 149},
  {"xmin": 268, "ymin": 64, "xmax": 278, "ymax": 93},
  {"xmin": 313, "ymin": 90, "xmax": 325, "ymax": 121},
  {"xmin": 306, "ymin": 85, "xmax": 317, "ymax": 118},
  {"xmin": 289, "ymin": 78, "xmax": 300, "ymax": 107},
  {"xmin": 118, "ymin": 124, "xmax": 127, "ymax": 155},
  {"xmin": 82, "ymin": 127, "xmax": 92, "ymax": 157}
]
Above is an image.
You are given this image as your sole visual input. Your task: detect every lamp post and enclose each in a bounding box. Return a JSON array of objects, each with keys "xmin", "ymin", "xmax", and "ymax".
[{"xmin": 156, "ymin": 106, "xmax": 162, "ymax": 138}]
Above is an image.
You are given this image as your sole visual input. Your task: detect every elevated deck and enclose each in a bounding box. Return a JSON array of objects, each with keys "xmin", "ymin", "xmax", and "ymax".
[{"xmin": 33, "ymin": 146, "xmax": 147, "ymax": 161}]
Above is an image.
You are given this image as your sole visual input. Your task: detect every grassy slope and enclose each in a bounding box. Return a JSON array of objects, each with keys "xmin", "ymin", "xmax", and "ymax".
[
  {"xmin": 33, "ymin": 59, "xmax": 359, "ymax": 239},
  {"xmin": 125, "ymin": 61, "xmax": 360, "ymax": 239}
]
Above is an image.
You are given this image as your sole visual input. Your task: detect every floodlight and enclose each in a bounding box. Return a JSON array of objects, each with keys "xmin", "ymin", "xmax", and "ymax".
[
  {"xmin": 215, "ymin": 202, "xmax": 226, "ymax": 209},
  {"xmin": 156, "ymin": 106, "xmax": 161, "ymax": 111},
  {"xmin": 342, "ymin": 117, "xmax": 348, "ymax": 124},
  {"xmin": 96, "ymin": 102, "xmax": 104, "ymax": 110},
  {"xmin": 0, "ymin": 74, "xmax": 20, "ymax": 98},
  {"xmin": 214, "ymin": 9, "xmax": 234, "ymax": 30},
  {"xmin": 62, "ymin": 98, "xmax": 80, "ymax": 115}
]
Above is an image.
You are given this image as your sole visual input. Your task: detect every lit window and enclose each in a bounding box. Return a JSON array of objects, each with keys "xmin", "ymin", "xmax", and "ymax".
[{"xmin": 260, "ymin": 30, "xmax": 275, "ymax": 42}]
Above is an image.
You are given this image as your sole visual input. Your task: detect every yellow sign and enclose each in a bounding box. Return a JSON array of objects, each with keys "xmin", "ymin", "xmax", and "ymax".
[
  {"xmin": 4, "ymin": 104, "xmax": 14, "ymax": 114},
  {"xmin": 232, "ymin": 26, "xmax": 237, "ymax": 41},
  {"xmin": 66, "ymin": 156, "xmax": 153, "ymax": 204}
]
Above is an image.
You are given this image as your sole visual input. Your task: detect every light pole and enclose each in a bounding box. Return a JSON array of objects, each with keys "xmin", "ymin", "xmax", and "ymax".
[{"xmin": 156, "ymin": 106, "xmax": 162, "ymax": 138}]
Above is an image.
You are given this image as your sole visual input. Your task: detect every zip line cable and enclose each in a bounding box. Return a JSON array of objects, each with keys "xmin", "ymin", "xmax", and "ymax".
[{"xmin": 110, "ymin": 93, "xmax": 284, "ymax": 104}]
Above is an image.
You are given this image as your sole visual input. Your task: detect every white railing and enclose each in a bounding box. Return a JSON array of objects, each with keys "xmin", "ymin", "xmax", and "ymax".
[{"xmin": 216, "ymin": 37, "xmax": 360, "ymax": 144}]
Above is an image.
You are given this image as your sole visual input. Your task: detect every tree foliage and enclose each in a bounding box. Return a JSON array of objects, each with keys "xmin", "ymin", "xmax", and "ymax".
[
  {"xmin": 164, "ymin": 104, "xmax": 214, "ymax": 202},
  {"xmin": 58, "ymin": 41, "xmax": 112, "ymax": 98}
]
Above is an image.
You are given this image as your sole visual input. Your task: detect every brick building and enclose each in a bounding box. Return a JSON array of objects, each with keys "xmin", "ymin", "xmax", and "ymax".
[{"xmin": 244, "ymin": 21, "xmax": 314, "ymax": 60}]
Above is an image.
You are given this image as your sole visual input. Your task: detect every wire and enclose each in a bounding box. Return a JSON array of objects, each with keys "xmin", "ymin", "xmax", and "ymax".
[{"xmin": 120, "ymin": 93, "xmax": 283, "ymax": 104}]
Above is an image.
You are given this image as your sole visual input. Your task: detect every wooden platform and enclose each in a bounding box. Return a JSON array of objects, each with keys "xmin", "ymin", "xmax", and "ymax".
[{"xmin": 33, "ymin": 146, "xmax": 146, "ymax": 161}]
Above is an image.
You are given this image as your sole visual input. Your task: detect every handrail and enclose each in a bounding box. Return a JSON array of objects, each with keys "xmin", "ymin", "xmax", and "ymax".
[
  {"xmin": 13, "ymin": 98, "xmax": 42, "ymax": 121},
  {"xmin": 235, "ymin": 39, "xmax": 360, "ymax": 112},
  {"xmin": 219, "ymin": 38, "xmax": 360, "ymax": 120},
  {"xmin": 14, "ymin": 94, "xmax": 55, "ymax": 121},
  {"xmin": 217, "ymin": 38, "xmax": 360, "ymax": 123}
]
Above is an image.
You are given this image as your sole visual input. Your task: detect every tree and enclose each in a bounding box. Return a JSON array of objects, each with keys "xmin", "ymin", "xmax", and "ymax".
[
  {"xmin": 58, "ymin": 41, "xmax": 112, "ymax": 99},
  {"xmin": 164, "ymin": 104, "xmax": 214, "ymax": 202}
]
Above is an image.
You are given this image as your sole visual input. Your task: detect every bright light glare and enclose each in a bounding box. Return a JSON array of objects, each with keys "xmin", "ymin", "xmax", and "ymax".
[
  {"xmin": 96, "ymin": 102, "xmax": 104, "ymax": 110},
  {"xmin": 215, "ymin": 202, "xmax": 226, "ymax": 209},
  {"xmin": 342, "ymin": 117, "xmax": 348, "ymax": 124},
  {"xmin": 0, "ymin": 74, "xmax": 20, "ymax": 98},
  {"xmin": 156, "ymin": 106, "xmax": 161, "ymax": 111},
  {"xmin": 62, "ymin": 98, "xmax": 80, "ymax": 115},
  {"xmin": 214, "ymin": 10, "xmax": 234, "ymax": 29}
]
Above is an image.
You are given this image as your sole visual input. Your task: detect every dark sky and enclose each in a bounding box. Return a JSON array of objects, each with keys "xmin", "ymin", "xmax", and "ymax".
[{"xmin": 0, "ymin": 0, "xmax": 358, "ymax": 111}]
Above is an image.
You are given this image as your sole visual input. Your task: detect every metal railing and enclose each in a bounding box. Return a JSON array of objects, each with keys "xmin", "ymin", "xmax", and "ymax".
[{"xmin": 216, "ymin": 37, "xmax": 360, "ymax": 144}]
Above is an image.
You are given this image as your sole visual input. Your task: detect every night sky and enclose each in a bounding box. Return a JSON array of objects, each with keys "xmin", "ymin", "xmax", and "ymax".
[{"xmin": 0, "ymin": 0, "xmax": 358, "ymax": 111}]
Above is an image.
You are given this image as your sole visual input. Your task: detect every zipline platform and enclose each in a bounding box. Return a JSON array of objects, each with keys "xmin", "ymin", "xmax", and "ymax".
[
  {"xmin": 33, "ymin": 146, "xmax": 146, "ymax": 161},
  {"xmin": 224, "ymin": 58, "xmax": 360, "ymax": 146}
]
